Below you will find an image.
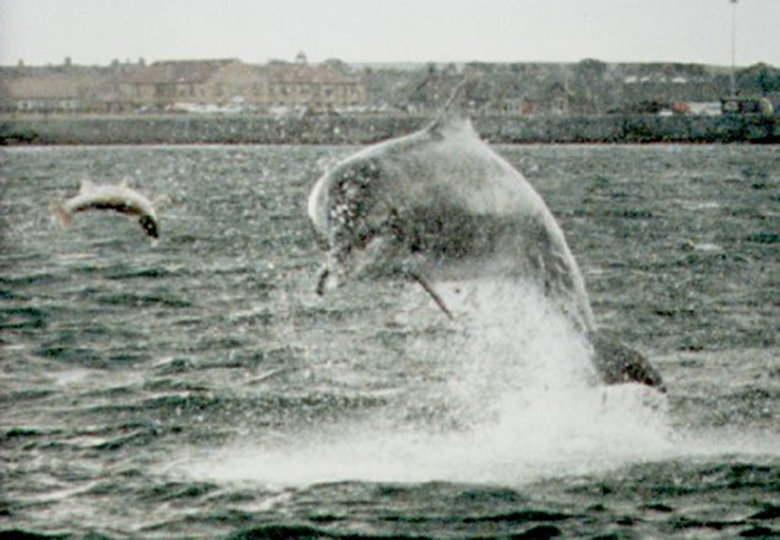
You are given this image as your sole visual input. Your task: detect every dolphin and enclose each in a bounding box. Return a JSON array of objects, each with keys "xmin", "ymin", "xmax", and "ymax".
[
  {"xmin": 307, "ymin": 85, "xmax": 664, "ymax": 392},
  {"xmin": 51, "ymin": 180, "xmax": 160, "ymax": 239}
]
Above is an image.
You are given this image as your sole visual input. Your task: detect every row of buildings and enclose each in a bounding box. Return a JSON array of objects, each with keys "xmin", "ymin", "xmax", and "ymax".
[
  {"xmin": 1, "ymin": 53, "xmax": 778, "ymax": 117},
  {"xmin": 2, "ymin": 53, "xmax": 366, "ymax": 115}
]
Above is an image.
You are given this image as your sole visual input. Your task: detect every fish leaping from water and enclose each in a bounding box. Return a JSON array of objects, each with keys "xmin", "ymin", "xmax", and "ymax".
[{"xmin": 51, "ymin": 180, "xmax": 160, "ymax": 239}]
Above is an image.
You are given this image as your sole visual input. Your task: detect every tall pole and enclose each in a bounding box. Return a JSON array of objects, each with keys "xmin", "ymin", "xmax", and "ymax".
[{"xmin": 730, "ymin": 0, "xmax": 738, "ymax": 97}]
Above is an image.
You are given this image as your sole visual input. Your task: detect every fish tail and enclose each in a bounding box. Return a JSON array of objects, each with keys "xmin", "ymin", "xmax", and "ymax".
[{"xmin": 50, "ymin": 201, "xmax": 72, "ymax": 229}]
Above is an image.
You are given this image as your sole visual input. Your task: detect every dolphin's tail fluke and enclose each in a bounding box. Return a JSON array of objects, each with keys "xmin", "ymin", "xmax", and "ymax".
[
  {"xmin": 50, "ymin": 201, "xmax": 72, "ymax": 229},
  {"xmin": 588, "ymin": 331, "xmax": 666, "ymax": 392}
]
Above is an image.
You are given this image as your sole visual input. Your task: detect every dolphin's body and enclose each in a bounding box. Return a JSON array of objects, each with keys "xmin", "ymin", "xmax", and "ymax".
[
  {"xmin": 308, "ymin": 88, "xmax": 664, "ymax": 391},
  {"xmin": 52, "ymin": 181, "xmax": 160, "ymax": 239}
]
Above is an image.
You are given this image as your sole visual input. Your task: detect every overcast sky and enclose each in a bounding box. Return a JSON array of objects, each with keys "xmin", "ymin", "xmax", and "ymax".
[{"xmin": 1, "ymin": 0, "xmax": 779, "ymax": 67}]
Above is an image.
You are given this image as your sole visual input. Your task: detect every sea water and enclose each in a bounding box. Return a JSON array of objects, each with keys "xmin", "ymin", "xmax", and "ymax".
[{"xmin": 2, "ymin": 144, "xmax": 779, "ymax": 538}]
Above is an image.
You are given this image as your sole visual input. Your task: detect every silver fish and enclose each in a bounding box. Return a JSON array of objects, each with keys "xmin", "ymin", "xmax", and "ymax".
[{"xmin": 52, "ymin": 180, "xmax": 160, "ymax": 239}]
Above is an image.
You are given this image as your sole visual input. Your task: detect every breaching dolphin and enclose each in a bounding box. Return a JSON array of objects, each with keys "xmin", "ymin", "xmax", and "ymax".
[
  {"xmin": 52, "ymin": 180, "xmax": 160, "ymax": 239},
  {"xmin": 307, "ymin": 85, "xmax": 664, "ymax": 391}
]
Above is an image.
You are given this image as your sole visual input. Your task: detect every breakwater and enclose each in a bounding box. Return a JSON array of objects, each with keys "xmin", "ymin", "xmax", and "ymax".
[{"xmin": 2, "ymin": 112, "xmax": 778, "ymax": 145}]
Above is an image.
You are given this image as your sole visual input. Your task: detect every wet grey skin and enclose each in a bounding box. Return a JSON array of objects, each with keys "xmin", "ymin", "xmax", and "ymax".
[
  {"xmin": 52, "ymin": 181, "xmax": 160, "ymax": 239},
  {"xmin": 307, "ymin": 84, "xmax": 664, "ymax": 392}
]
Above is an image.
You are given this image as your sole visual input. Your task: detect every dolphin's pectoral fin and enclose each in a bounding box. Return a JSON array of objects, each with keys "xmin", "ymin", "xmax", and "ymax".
[
  {"xmin": 407, "ymin": 270, "xmax": 454, "ymax": 320},
  {"xmin": 589, "ymin": 332, "xmax": 666, "ymax": 392},
  {"xmin": 315, "ymin": 264, "xmax": 330, "ymax": 296}
]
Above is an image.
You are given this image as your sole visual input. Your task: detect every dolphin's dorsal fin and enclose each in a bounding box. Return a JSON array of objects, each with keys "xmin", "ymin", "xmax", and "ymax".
[
  {"xmin": 79, "ymin": 179, "xmax": 96, "ymax": 194},
  {"xmin": 119, "ymin": 178, "xmax": 130, "ymax": 188},
  {"xmin": 428, "ymin": 79, "xmax": 472, "ymax": 135}
]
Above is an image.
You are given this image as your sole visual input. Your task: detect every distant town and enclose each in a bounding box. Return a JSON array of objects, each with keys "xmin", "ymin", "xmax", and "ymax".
[{"xmin": 2, "ymin": 53, "xmax": 779, "ymax": 118}]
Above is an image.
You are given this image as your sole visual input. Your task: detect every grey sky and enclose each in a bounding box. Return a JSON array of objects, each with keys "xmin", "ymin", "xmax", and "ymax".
[{"xmin": 1, "ymin": 0, "xmax": 779, "ymax": 67}]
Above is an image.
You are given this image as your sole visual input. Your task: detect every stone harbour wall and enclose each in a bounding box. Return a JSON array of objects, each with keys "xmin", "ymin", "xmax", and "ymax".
[{"xmin": 2, "ymin": 113, "xmax": 778, "ymax": 145}]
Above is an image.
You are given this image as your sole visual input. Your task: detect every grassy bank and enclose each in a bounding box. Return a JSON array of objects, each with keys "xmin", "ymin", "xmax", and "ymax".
[{"xmin": 1, "ymin": 112, "xmax": 778, "ymax": 145}]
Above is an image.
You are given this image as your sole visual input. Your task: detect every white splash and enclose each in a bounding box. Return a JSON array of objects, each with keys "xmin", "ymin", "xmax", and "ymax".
[{"xmin": 181, "ymin": 279, "xmax": 683, "ymax": 488}]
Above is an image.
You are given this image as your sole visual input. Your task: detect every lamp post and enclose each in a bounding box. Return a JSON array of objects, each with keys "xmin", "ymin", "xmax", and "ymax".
[{"xmin": 729, "ymin": 0, "xmax": 738, "ymax": 97}]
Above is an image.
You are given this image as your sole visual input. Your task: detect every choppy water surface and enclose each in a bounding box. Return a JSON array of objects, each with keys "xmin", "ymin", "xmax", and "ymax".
[{"xmin": 1, "ymin": 144, "xmax": 779, "ymax": 539}]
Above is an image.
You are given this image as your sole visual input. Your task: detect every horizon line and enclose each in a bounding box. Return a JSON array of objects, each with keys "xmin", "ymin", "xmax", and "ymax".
[{"xmin": 3, "ymin": 56, "xmax": 775, "ymax": 71}]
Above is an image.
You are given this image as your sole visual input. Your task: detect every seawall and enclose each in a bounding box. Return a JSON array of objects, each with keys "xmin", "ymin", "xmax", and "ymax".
[{"xmin": 1, "ymin": 113, "xmax": 778, "ymax": 145}]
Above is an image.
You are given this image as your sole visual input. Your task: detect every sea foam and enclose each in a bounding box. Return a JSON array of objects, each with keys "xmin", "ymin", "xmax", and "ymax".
[{"xmin": 183, "ymin": 279, "xmax": 676, "ymax": 488}]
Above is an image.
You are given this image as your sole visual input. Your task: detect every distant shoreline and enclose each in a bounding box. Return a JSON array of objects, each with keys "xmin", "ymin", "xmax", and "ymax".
[{"xmin": 2, "ymin": 113, "xmax": 778, "ymax": 145}]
